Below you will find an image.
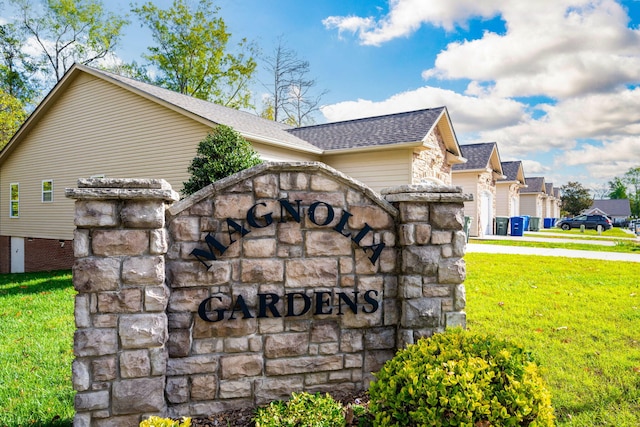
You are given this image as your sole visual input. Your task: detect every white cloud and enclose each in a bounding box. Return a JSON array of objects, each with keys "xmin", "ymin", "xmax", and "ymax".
[
  {"xmin": 555, "ymin": 137, "xmax": 640, "ymax": 179},
  {"xmin": 423, "ymin": 0, "xmax": 640, "ymax": 99},
  {"xmin": 521, "ymin": 160, "xmax": 550, "ymax": 174},
  {"xmin": 323, "ymin": 0, "xmax": 503, "ymax": 45},
  {"xmin": 325, "ymin": 0, "xmax": 640, "ymax": 100},
  {"xmin": 321, "ymin": 86, "xmax": 527, "ymax": 133}
]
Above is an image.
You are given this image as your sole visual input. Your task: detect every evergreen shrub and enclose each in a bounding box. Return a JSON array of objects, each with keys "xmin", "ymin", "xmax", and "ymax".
[
  {"xmin": 182, "ymin": 124, "xmax": 262, "ymax": 195},
  {"xmin": 368, "ymin": 328, "xmax": 555, "ymax": 427}
]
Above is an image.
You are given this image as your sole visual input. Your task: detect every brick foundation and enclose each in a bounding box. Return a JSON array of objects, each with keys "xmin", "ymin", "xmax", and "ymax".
[
  {"xmin": 0, "ymin": 236, "xmax": 74, "ymax": 273},
  {"xmin": 25, "ymin": 237, "xmax": 74, "ymax": 272}
]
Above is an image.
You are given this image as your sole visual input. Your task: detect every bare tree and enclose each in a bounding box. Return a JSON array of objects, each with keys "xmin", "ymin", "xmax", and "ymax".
[
  {"xmin": 591, "ymin": 183, "xmax": 609, "ymax": 200},
  {"xmin": 261, "ymin": 36, "xmax": 327, "ymax": 126}
]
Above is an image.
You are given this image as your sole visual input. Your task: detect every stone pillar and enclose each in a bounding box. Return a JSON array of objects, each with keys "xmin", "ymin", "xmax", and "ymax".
[
  {"xmin": 66, "ymin": 179, "xmax": 179, "ymax": 427},
  {"xmin": 382, "ymin": 184, "xmax": 472, "ymax": 349}
]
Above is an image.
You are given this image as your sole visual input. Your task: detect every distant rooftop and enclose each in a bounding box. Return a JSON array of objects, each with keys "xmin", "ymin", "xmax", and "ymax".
[{"xmin": 287, "ymin": 107, "xmax": 447, "ymax": 151}]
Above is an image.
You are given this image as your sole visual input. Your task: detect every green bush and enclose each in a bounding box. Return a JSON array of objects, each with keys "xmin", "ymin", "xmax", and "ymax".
[
  {"xmin": 182, "ymin": 124, "xmax": 262, "ymax": 195},
  {"xmin": 253, "ymin": 392, "xmax": 346, "ymax": 427},
  {"xmin": 368, "ymin": 328, "xmax": 555, "ymax": 427}
]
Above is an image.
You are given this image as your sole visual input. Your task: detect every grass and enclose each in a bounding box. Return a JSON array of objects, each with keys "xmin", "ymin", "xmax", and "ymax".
[
  {"xmin": 539, "ymin": 227, "xmax": 635, "ymax": 238},
  {"xmin": 2, "ymin": 249, "xmax": 640, "ymax": 426},
  {"xmin": 0, "ymin": 271, "xmax": 75, "ymax": 427},
  {"xmin": 471, "ymin": 238, "xmax": 640, "ymax": 253},
  {"xmin": 466, "ymin": 253, "xmax": 640, "ymax": 426}
]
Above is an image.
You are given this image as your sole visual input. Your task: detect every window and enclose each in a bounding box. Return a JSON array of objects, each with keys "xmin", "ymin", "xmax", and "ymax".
[
  {"xmin": 10, "ymin": 183, "xmax": 18, "ymax": 218},
  {"xmin": 42, "ymin": 179, "xmax": 53, "ymax": 202}
]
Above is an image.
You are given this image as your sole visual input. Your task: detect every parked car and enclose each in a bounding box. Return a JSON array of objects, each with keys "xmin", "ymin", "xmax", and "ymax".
[{"xmin": 556, "ymin": 214, "xmax": 612, "ymax": 231}]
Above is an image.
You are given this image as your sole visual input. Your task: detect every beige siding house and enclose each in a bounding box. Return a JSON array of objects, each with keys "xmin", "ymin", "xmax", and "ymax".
[
  {"xmin": 496, "ymin": 161, "xmax": 526, "ymax": 218},
  {"xmin": 519, "ymin": 177, "xmax": 547, "ymax": 219},
  {"xmin": 452, "ymin": 142, "xmax": 504, "ymax": 237},
  {"xmin": 0, "ymin": 64, "xmax": 466, "ymax": 272}
]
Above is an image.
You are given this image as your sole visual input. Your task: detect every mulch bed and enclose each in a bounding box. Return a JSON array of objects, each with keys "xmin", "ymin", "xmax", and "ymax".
[{"xmin": 190, "ymin": 390, "xmax": 371, "ymax": 427}]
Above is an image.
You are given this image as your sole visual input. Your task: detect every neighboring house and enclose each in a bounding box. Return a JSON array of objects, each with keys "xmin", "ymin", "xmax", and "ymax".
[
  {"xmin": 496, "ymin": 161, "xmax": 526, "ymax": 218},
  {"xmin": 452, "ymin": 142, "xmax": 504, "ymax": 237},
  {"xmin": 545, "ymin": 184, "xmax": 562, "ymax": 219},
  {"xmin": 0, "ymin": 64, "xmax": 466, "ymax": 273},
  {"xmin": 552, "ymin": 187, "xmax": 562, "ymax": 218},
  {"xmin": 543, "ymin": 183, "xmax": 557, "ymax": 218},
  {"xmin": 519, "ymin": 176, "xmax": 547, "ymax": 218},
  {"xmin": 584, "ymin": 199, "xmax": 631, "ymax": 224}
]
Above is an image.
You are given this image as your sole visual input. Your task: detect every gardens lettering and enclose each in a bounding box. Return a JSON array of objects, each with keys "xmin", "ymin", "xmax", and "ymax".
[
  {"xmin": 198, "ymin": 290, "xmax": 380, "ymax": 322},
  {"xmin": 190, "ymin": 198, "xmax": 386, "ymax": 270}
]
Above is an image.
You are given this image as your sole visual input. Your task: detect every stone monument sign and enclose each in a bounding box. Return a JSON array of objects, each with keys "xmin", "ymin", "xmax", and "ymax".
[{"xmin": 66, "ymin": 162, "xmax": 471, "ymax": 426}]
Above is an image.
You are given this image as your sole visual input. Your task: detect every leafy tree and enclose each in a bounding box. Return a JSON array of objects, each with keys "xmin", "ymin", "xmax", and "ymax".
[
  {"xmin": 623, "ymin": 167, "xmax": 640, "ymax": 216},
  {"xmin": 10, "ymin": 0, "xmax": 128, "ymax": 85},
  {"xmin": 261, "ymin": 37, "xmax": 327, "ymax": 126},
  {"xmin": 561, "ymin": 181, "xmax": 592, "ymax": 216},
  {"xmin": 0, "ymin": 89, "xmax": 28, "ymax": 148},
  {"xmin": 608, "ymin": 177, "xmax": 628, "ymax": 200},
  {"xmin": 183, "ymin": 125, "xmax": 262, "ymax": 195},
  {"xmin": 0, "ymin": 23, "xmax": 39, "ymax": 105},
  {"xmin": 132, "ymin": 0, "xmax": 257, "ymax": 109}
]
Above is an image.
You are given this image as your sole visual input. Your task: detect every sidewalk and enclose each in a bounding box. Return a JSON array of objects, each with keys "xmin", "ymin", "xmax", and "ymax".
[{"xmin": 467, "ymin": 232, "xmax": 640, "ymax": 263}]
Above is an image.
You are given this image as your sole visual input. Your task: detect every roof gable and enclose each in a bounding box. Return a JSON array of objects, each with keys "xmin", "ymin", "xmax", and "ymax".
[
  {"xmin": 588, "ymin": 199, "xmax": 631, "ymax": 217},
  {"xmin": 545, "ymin": 183, "xmax": 554, "ymax": 196},
  {"xmin": 287, "ymin": 107, "xmax": 463, "ymax": 157},
  {"xmin": 452, "ymin": 142, "xmax": 503, "ymax": 175},
  {"xmin": 499, "ymin": 161, "xmax": 526, "ymax": 184},
  {"xmin": 521, "ymin": 176, "xmax": 546, "ymax": 194}
]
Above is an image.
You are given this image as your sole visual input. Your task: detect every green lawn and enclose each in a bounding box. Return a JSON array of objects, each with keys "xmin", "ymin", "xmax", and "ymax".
[
  {"xmin": 539, "ymin": 227, "xmax": 635, "ymax": 238},
  {"xmin": 0, "ymin": 271, "xmax": 75, "ymax": 427},
  {"xmin": 2, "ymin": 253, "xmax": 639, "ymax": 427},
  {"xmin": 466, "ymin": 253, "xmax": 640, "ymax": 426},
  {"xmin": 470, "ymin": 237, "xmax": 640, "ymax": 253}
]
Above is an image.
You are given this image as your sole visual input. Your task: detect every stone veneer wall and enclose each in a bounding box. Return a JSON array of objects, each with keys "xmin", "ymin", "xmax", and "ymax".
[
  {"xmin": 66, "ymin": 162, "xmax": 471, "ymax": 426},
  {"xmin": 411, "ymin": 128, "xmax": 452, "ymax": 185}
]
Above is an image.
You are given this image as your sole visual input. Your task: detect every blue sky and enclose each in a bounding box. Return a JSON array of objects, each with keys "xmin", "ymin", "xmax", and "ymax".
[{"xmin": 6, "ymin": 0, "xmax": 640, "ymax": 193}]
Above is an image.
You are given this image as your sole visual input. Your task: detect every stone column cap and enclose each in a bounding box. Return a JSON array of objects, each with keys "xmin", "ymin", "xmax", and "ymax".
[
  {"xmin": 381, "ymin": 184, "xmax": 473, "ymax": 203},
  {"xmin": 66, "ymin": 178, "xmax": 179, "ymax": 202}
]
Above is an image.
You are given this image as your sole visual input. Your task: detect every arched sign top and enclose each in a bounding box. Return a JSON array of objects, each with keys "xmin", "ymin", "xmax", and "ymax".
[{"xmin": 167, "ymin": 161, "xmax": 399, "ymax": 218}]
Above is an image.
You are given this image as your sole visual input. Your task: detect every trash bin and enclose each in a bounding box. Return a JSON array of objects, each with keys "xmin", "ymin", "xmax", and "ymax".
[
  {"xmin": 551, "ymin": 218, "xmax": 557, "ymax": 227},
  {"xmin": 463, "ymin": 216, "xmax": 472, "ymax": 242},
  {"xmin": 530, "ymin": 217, "xmax": 541, "ymax": 232},
  {"xmin": 522, "ymin": 215, "xmax": 530, "ymax": 231},
  {"xmin": 496, "ymin": 217, "xmax": 509, "ymax": 235},
  {"xmin": 510, "ymin": 216, "xmax": 524, "ymax": 236},
  {"xmin": 543, "ymin": 218, "xmax": 553, "ymax": 229}
]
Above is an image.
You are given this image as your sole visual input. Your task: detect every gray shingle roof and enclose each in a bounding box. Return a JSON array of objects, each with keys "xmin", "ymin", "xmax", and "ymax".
[
  {"xmin": 545, "ymin": 183, "xmax": 554, "ymax": 195},
  {"xmin": 84, "ymin": 65, "xmax": 321, "ymax": 153},
  {"xmin": 452, "ymin": 143, "xmax": 497, "ymax": 171},
  {"xmin": 499, "ymin": 161, "xmax": 524, "ymax": 182},
  {"xmin": 521, "ymin": 176, "xmax": 545, "ymax": 193},
  {"xmin": 286, "ymin": 107, "xmax": 446, "ymax": 150},
  {"xmin": 589, "ymin": 199, "xmax": 631, "ymax": 217}
]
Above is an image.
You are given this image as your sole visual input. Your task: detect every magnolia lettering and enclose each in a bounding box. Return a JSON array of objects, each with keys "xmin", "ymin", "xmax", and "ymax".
[
  {"xmin": 191, "ymin": 198, "xmax": 386, "ymax": 270},
  {"xmin": 198, "ymin": 290, "xmax": 380, "ymax": 322}
]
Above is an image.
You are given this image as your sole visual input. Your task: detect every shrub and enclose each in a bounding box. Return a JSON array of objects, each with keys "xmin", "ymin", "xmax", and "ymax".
[
  {"xmin": 368, "ymin": 328, "xmax": 555, "ymax": 427},
  {"xmin": 139, "ymin": 416, "xmax": 191, "ymax": 427},
  {"xmin": 182, "ymin": 124, "xmax": 262, "ymax": 195},
  {"xmin": 253, "ymin": 392, "xmax": 346, "ymax": 427}
]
